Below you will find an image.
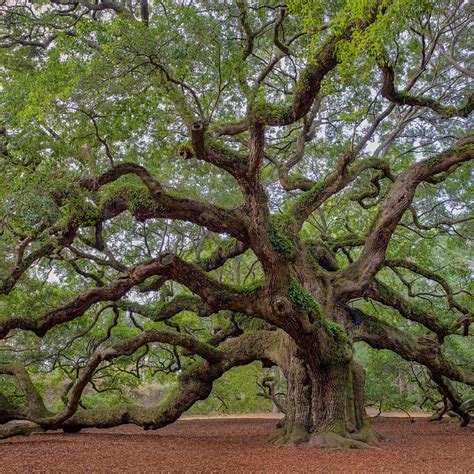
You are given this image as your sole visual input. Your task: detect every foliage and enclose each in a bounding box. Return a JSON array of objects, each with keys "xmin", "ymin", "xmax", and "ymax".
[{"xmin": 0, "ymin": 0, "xmax": 472, "ymax": 436}]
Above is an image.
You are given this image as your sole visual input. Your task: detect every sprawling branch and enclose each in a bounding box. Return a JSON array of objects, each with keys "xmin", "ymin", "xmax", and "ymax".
[
  {"xmin": 0, "ymin": 254, "xmax": 264, "ymax": 340},
  {"xmin": 289, "ymin": 157, "xmax": 392, "ymax": 227},
  {"xmin": 380, "ymin": 65, "xmax": 473, "ymax": 118},
  {"xmin": 36, "ymin": 328, "xmax": 223, "ymax": 427},
  {"xmin": 385, "ymin": 259, "xmax": 473, "ymax": 329},
  {"xmin": 365, "ymin": 280, "xmax": 450, "ymax": 341},
  {"xmin": 214, "ymin": 1, "xmax": 385, "ymax": 136},
  {"xmin": 353, "ymin": 312, "xmax": 474, "ymax": 387},
  {"xmin": 337, "ymin": 136, "xmax": 474, "ymax": 298},
  {"xmin": 0, "ymin": 330, "xmax": 283, "ymax": 438},
  {"xmin": 0, "ymin": 161, "xmax": 250, "ymax": 298},
  {"xmin": 82, "ymin": 162, "xmax": 248, "ymax": 241}
]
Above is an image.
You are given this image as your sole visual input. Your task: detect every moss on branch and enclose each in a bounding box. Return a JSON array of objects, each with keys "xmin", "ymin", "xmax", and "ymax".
[
  {"xmin": 269, "ymin": 212, "xmax": 298, "ymax": 259},
  {"xmin": 288, "ymin": 276, "xmax": 322, "ymax": 317}
]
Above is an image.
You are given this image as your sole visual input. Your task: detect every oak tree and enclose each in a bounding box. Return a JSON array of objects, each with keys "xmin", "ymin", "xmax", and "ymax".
[{"xmin": 0, "ymin": 0, "xmax": 472, "ymax": 447}]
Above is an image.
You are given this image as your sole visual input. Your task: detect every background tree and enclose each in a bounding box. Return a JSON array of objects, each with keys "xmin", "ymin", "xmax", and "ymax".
[{"xmin": 0, "ymin": 0, "xmax": 472, "ymax": 447}]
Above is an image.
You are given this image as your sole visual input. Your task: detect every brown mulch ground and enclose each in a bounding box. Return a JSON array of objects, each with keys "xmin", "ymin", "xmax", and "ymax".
[{"xmin": 0, "ymin": 417, "xmax": 472, "ymax": 473}]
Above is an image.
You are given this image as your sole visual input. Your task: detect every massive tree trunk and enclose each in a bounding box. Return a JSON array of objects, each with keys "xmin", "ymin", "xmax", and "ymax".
[
  {"xmin": 270, "ymin": 337, "xmax": 312, "ymax": 445},
  {"xmin": 271, "ymin": 332, "xmax": 378, "ymax": 448},
  {"xmin": 306, "ymin": 360, "xmax": 377, "ymax": 448}
]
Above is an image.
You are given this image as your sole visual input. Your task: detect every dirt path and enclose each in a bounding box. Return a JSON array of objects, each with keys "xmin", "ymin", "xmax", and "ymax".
[{"xmin": 1, "ymin": 417, "xmax": 472, "ymax": 473}]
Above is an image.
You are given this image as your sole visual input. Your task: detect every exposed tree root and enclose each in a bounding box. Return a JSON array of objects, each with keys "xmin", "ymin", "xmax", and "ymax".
[
  {"xmin": 309, "ymin": 431, "xmax": 371, "ymax": 449},
  {"xmin": 269, "ymin": 420, "xmax": 380, "ymax": 449},
  {"xmin": 268, "ymin": 422, "xmax": 310, "ymax": 446}
]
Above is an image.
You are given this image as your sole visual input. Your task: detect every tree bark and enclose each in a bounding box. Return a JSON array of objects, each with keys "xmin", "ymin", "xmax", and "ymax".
[
  {"xmin": 306, "ymin": 360, "xmax": 377, "ymax": 448},
  {"xmin": 269, "ymin": 337, "xmax": 312, "ymax": 445},
  {"xmin": 270, "ymin": 333, "xmax": 377, "ymax": 448}
]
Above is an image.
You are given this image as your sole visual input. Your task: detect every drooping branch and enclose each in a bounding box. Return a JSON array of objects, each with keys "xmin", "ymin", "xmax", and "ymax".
[
  {"xmin": 36, "ymin": 327, "xmax": 223, "ymax": 428},
  {"xmin": 430, "ymin": 372, "xmax": 471, "ymax": 426},
  {"xmin": 365, "ymin": 280, "xmax": 450, "ymax": 340},
  {"xmin": 81, "ymin": 162, "xmax": 249, "ymax": 240},
  {"xmin": 0, "ymin": 330, "xmax": 283, "ymax": 438},
  {"xmin": 385, "ymin": 259, "xmax": 473, "ymax": 332}
]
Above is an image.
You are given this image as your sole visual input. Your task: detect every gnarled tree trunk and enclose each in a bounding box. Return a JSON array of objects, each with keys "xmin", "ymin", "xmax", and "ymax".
[
  {"xmin": 270, "ymin": 331, "xmax": 377, "ymax": 448},
  {"xmin": 306, "ymin": 360, "xmax": 377, "ymax": 448}
]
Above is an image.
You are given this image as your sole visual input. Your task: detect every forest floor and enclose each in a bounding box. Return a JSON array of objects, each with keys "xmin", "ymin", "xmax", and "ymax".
[{"xmin": 1, "ymin": 416, "xmax": 472, "ymax": 473}]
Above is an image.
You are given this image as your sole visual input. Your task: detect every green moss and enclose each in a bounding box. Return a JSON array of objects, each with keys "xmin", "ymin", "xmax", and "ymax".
[
  {"xmin": 421, "ymin": 144, "xmax": 473, "ymax": 168},
  {"xmin": 251, "ymin": 101, "xmax": 289, "ymax": 122},
  {"xmin": 207, "ymin": 137, "xmax": 246, "ymax": 162},
  {"xmin": 220, "ymin": 237, "xmax": 238, "ymax": 253},
  {"xmin": 200, "ymin": 238, "xmax": 241, "ymax": 269},
  {"xmin": 442, "ymin": 105, "xmax": 458, "ymax": 115},
  {"xmin": 229, "ymin": 278, "xmax": 264, "ymax": 294},
  {"xmin": 288, "ymin": 275, "xmax": 322, "ymax": 316},
  {"xmin": 129, "ymin": 186, "xmax": 156, "ymax": 213},
  {"xmin": 324, "ymin": 320, "xmax": 351, "ymax": 345},
  {"xmin": 329, "ymin": 234, "xmax": 365, "ymax": 249},
  {"xmin": 269, "ymin": 228, "xmax": 296, "ymax": 259},
  {"xmin": 332, "ymin": 418, "xmax": 347, "ymax": 436},
  {"xmin": 269, "ymin": 212, "xmax": 298, "ymax": 259},
  {"xmin": 249, "ymin": 85, "xmax": 289, "ymax": 122},
  {"xmin": 164, "ymin": 189, "xmax": 188, "ymax": 202},
  {"xmin": 100, "ymin": 183, "xmax": 157, "ymax": 214},
  {"xmin": 67, "ymin": 199, "xmax": 100, "ymax": 227},
  {"xmin": 199, "ymin": 255, "xmax": 212, "ymax": 268},
  {"xmin": 290, "ymin": 178, "xmax": 331, "ymax": 216},
  {"xmin": 177, "ymin": 141, "xmax": 193, "ymax": 158},
  {"xmin": 293, "ymin": 66, "xmax": 314, "ymax": 98}
]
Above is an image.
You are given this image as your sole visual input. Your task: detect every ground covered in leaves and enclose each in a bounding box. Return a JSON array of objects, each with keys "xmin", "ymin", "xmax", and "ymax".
[{"xmin": 1, "ymin": 416, "xmax": 472, "ymax": 473}]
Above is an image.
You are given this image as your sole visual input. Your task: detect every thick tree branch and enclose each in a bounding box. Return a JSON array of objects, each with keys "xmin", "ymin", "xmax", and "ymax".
[
  {"xmin": 352, "ymin": 312, "xmax": 474, "ymax": 387},
  {"xmin": 385, "ymin": 259, "xmax": 473, "ymax": 328},
  {"xmin": 0, "ymin": 330, "xmax": 282, "ymax": 437},
  {"xmin": 118, "ymin": 295, "xmax": 212, "ymax": 322},
  {"xmin": 337, "ymin": 136, "xmax": 474, "ymax": 298},
  {"xmin": 365, "ymin": 280, "xmax": 450, "ymax": 340},
  {"xmin": 0, "ymin": 254, "xmax": 264, "ymax": 340},
  {"xmin": 380, "ymin": 65, "xmax": 473, "ymax": 118}
]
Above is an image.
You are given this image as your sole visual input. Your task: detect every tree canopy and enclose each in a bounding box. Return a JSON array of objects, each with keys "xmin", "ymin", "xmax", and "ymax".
[{"xmin": 0, "ymin": 0, "xmax": 472, "ymax": 447}]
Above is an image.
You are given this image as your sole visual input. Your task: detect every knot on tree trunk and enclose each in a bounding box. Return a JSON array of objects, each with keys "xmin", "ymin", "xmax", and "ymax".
[
  {"xmin": 192, "ymin": 121, "xmax": 205, "ymax": 131},
  {"xmin": 179, "ymin": 145, "xmax": 194, "ymax": 160},
  {"xmin": 273, "ymin": 296, "xmax": 293, "ymax": 317}
]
